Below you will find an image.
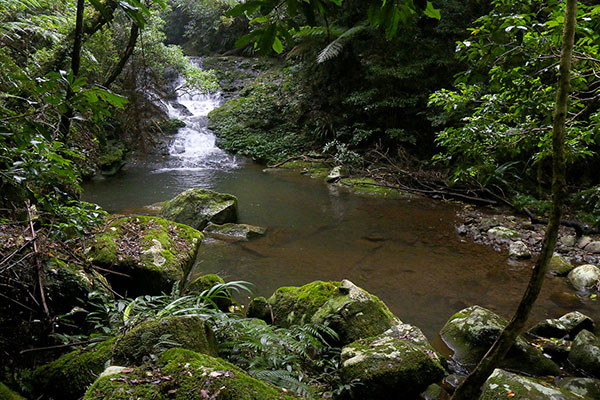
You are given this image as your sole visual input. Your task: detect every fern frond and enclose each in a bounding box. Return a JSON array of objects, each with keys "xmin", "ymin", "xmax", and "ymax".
[{"xmin": 316, "ymin": 22, "xmax": 368, "ymax": 63}]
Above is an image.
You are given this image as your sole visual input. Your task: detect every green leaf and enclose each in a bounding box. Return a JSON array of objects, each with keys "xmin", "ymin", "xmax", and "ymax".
[
  {"xmin": 272, "ymin": 36, "xmax": 283, "ymax": 53},
  {"xmin": 226, "ymin": 0, "xmax": 264, "ymax": 17},
  {"xmin": 424, "ymin": 1, "xmax": 440, "ymax": 20}
]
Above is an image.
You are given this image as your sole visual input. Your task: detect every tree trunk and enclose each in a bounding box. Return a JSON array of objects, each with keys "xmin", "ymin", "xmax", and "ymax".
[
  {"xmin": 104, "ymin": 22, "xmax": 140, "ymax": 88},
  {"xmin": 450, "ymin": 0, "xmax": 576, "ymax": 398},
  {"xmin": 58, "ymin": 0, "xmax": 86, "ymax": 139}
]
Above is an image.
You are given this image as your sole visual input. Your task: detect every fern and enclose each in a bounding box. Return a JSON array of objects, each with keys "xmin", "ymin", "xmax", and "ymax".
[{"xmin": 317, "ymin": 22, "xmax": 368, "ymax": 63}]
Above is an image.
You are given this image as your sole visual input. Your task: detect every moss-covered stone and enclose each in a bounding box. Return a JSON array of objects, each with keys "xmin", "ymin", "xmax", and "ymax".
[
  {"xmin": 155, "ymin": 118, "xmax": 186, "ymax": 135},
  {"xmin": 558, "ymin": 377, "xmax": 600, "ymax": 399},
  {"xmin": 203, "ymin": 222, "xmax": 266, "ymax": 241},
  {"xmin": 250, "ymin": 280, "xmax": 399, "ymax": 345},
  {"xmin": 44, "ymin": 258, "xmax": 112, "ymax": 313},
  {"xmin": 98, "ymin": 140, "xmax": 127, "ymax": 176},
  {"xmin": 184, "ymin": 274, "xmax": 231, "ymax": 311},
  {"xmin": 486, "ymin": 226, "xmax": 520, "ymax": 241},
  {"xmin": 548, "ymin": 254, "xmax": 574, "ymax": 276},
  {"xmin": 112, "ymin": 316, "xmax": 217, "ymax": 365},
  {"xmin": 31, "ymin": 339, "xmax": 115, "ymax": 400},
  {"xmin": 84, "ymin": 348, "xmax": 303, "ymax": 400},
  {"xmin": 87, "ymin": 215, "xmax": 202, "ymax": 296},
  {"xmin": 527, "ymin": 311, "xmax": 595, "ymax": 339},
  {"xmin": 245, "ymin": 296, "xmax": 270, "ymax": 322},
  {"xmin": 159, "ymin": 188, "xmax": 238, "ymax": 230},
  {"xmin": 568, "ymin": 329, "xmax": 600, "ymax": 378},
  {"xmin": 440, "ymin": 305, "xmax": 560, "ymax": 376},
  {"xmin": 340, "ymin": 335, "xmax": 445, "ymax": 399},
  {"xmin": 480, "ymin": 369, "xmax": 588, "ymax": 400},
  {"xmin": 337, "ymin": 177, "xmax": 414, "ymax": 199},
  {"xmin": 0, "ymin": 382, "xmax": 25, "ymax": 400}
]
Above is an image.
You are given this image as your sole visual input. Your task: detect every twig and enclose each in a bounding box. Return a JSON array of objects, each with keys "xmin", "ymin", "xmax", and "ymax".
[
  {"xmin": 26, "ymin": 201, "xmax": 49, "ymax": 316},
  {"xmin": 19, "ymin": 338, "xmax": 107, "ymax": 354},
  {"xmin": 0, "ymin": 291, "xmax": 36, "ymax": 313}
]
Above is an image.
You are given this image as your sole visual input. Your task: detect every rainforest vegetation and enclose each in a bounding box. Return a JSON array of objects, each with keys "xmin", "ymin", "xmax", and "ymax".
[{"xmin": 1, "ymin": 0, "xmax": 600, "ymax": 399}]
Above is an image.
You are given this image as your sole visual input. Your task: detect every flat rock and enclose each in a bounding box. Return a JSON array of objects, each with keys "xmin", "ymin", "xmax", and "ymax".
[
  {"xmin": 584, "ymin": 241, "xmax": 600, "ymax": 254},
  {"xmin": 203, "ymin": 222, "xmax": 266, "ymax": 241},
  {"xmin": 480, "ymin": 369, "xmax": 585, "ymax": 400},
  {"xmin": 527, "ymin": 311, "xmax": 595, "ymax": 339}
]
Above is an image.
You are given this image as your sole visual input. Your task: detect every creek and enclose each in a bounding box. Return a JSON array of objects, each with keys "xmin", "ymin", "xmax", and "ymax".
[{"xmin": 82, "ymin": 68, "xmax": 599, "ymax": 347}]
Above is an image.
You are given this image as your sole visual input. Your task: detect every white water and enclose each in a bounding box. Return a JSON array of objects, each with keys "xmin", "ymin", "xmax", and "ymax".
[{"xmin": 156, "ymin": 75, "xmax": 238, "ymax": 172}]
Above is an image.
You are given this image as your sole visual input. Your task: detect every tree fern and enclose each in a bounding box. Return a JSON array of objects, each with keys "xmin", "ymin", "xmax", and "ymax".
[{"xmin": 316, "ymin": 22, "xmax": 367, "ymax": 63}]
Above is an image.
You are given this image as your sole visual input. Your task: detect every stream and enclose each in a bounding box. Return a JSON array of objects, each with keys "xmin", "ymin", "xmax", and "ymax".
[{"xmin": 82, "ymin": 69, "xmax": 599, "ymax": 347}]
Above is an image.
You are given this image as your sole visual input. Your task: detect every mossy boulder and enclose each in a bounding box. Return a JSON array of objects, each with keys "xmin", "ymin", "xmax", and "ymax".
[
  {"xmin": 548, "ymin": 255, "xmax": 574, "ymax": 276},
  {"xmin": 527, "ymin": 311, "xmax": 595, "ymax": 339},
  {"xmin": 337, "ymin": 177, "xmax": 413, "ymax": 198},
  {"xmin": 383, "ymin": 323, "xmax": 444, "ymax": 365},
  {"xmin": 480, "ymin": 369, "xmax": 588, "ymax": 400},
  {"xmin": 568, "ymin": 330, "xmax": 600, "ymax": 378},
  {"xmin": 440, "ymin": 305, "xmax": 560, "ymax": 376},
  {"xmin": 0, "ymin": 383, "xmax": 25, "ymax": 400},
  {"xmin": 184, "ymin": 274, "xmax": 232, "ymax": 312},
  {"xmin": 203, "ymin": 222, "xmax": 266, "ymax": 241},
  {"xmin": 84, "ymin": 348, "xmax": 303, "ymax": 400},
  {"xmin": 340, "ymin": 335, "xmax": 445, "ymax": 399},
  {"xmin": 98, "ymin": 140, "xmax": 127, "ymax": 176},
  {"xmin": 247, "ymin": 280, "xmax": 399, "ymax": 345},
  {"xmin": 44, "ymin": 258, "xmax": 112, "ymax": 314},
  {"xmin": 87, "ymin": 216, "xmax": 202, "ymax": 296},
  {"xmin": 112, "ymin": 316, "xmax": 217, "ymax": 365},
  {"xmin": 31, "ymin": 339, "xmax": 115, "ymax": 400},
  {"xmin": 159, "ymin": 188, "xmax": 238, "ymax": 230},
  {"xmin": 558, "ymin": 378, "xmax": 600, "ymax": 399}
]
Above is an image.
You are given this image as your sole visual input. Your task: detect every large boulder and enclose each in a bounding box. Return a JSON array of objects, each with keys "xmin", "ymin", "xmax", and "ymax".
[
  {"xmin": 480, "ymin": 369, "xmax": 587, "ymax": 400},
  {"xmin": 185, "ymin": 274, "xmax": 232, "ymax": 312},
  {"xmin": 159, "ymin": 188, "xmax": 238, "ymax": 230},
  {"xmin": 558, "ymin": 378, "xmax": 600, "ymax": 399},
  {"xmin": 527, "ymin": 311, "xmax": 595, "ymax": 339},
  {"xmin": 84, "ymin": 348, "xmax": 302, "ymax": 400},
  {"xmin": 247, "ymin": 280, "xmax": 399, "ymax": 345},
  {"xmin": 340, "ymin": 333, "xmax": 445, "ymax": 399},
  {"xmin": 568, "ymin": 264, "xmax": 600, "ymax": 292},
  {"xmin": 568, "ymin": 330, "xmax": 600, "ymax": 378},
  {"xmin": 44, "ymin": 258, "xmax": 112, "ymax": 314},
  {"xmin": 112, "ymin": 316, "xmax": 217, "ymax": 365},
  {"xmin": 87, "ymin": 216, "xmax": 202, "ymax": 296},
  {"xmin": 31, "ymin": 339, "xmax": 115, "ymax": 400},
  {"xmin": 440, "ymin": 305, "xmax": 560, "ymax": 376},
  {"xmin": 203, "ymin": 222, "xmax": 266, "ymax": 241}
]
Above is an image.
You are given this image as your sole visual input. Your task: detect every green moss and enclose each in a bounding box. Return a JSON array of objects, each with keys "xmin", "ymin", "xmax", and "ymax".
[
  {"xmin": 266, "ymin": 281, "xmax": 339, "ymax": 327},
  {"xmin": 185, "ymin": 274, "xmax": 232, "ymax": 311},
  {"xmin": 154, "ymin": 118, "xmax": 186, "ymax": 135},
  {"xmin": 112, "ymin": 316, "xmax": 217, "ymax": 365},
  {"xmin": 87, "ymin": 216, "xmax": 202, "ymax": 295},
  {"xmin": 31, "ymin": 339, "xmax": 115, "ymax": 400},
  {"xmin": 84, "ymin": 349, "xmax": 301, "ymax": 400},
  {"xmin": 337, "ymin": 177, "xmax": 413, "ymax": 198},
  {"xmin": 0, "ymin": 382, "xmax": 25, "ymax": 400},
  {"xmin": 480, "ymin": 369, "xmax": 585, "ymax": 400}
]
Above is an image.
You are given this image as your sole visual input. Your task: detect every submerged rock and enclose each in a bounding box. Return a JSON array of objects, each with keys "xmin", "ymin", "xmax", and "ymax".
[
  {"xmin": 568, "ymin": 264, "xmax": 600, "ymax": 292},
  {"xmin": 247, "ymin": 279, "xmax": 399, "ymax": 345},
  {"xmin": 568, "ymin": 330, "xmax": 600, "ymax": 378},
  {"xmin": 548, "ymin": 254, "xmax": 575, "ymax": 276},
  {"xmin": 31, "ymin": 339, "xmax": 115, "ymax": 400},
  {"xmin": 480, "ymin": 369, "xmax": 585, "ymax": 400},
  {"xmin": 203, "ymin": 222, "xmax": 266, "ymax": 241},
  {"xmin": 112, "ymin": 315, "xmax": 217, "ymax": 365},
  {"xmin": 440, "ymin": 305, "xmax": 560, "ymax": 376},
  {"xmin": 340, "ymin": 335, "xmax": 445, "ymax": 399},
  {"xmin": 84, "ymin": 348, "xmax": 301, "ymax": 400},
  {"xmin": 159, "ymin": 188, "xmax": 238, "ymax": 230},
  {"xmin": 87, "ymin": 216, "xmax": 202, "ymax": 296},
  {"xmin": 527, "ymin": 311, "xmax": 595, "ymax": 339}
]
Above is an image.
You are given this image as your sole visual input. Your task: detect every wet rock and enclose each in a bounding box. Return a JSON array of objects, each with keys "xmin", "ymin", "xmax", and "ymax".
[
  {"xmin": 440, "ymin": 305, "xmax": 560, "ymax": 376},
  {"xmin": 480, "ymin": 369, "xmax": 584, "ymax": 400},
  {"xmin": 384, "ymin": 323, "xmax": 444, "ymax": 364},
  {"xmin": 203, "ymin": 222, "xmax": 266, "ymax": 241},
  {"xmin": 548, "ymin": 254, "xmax": 574, "ymax": 276},
  {"xmin": 184, "ymin": 274, "xmax": 232, "ymax": 311},
  {"xmin": 558, "ymin": 377, "xmax": 600, "ymax": 399},
  {"xmin": 84, "ymin": 348, "xmax": 299, "ymax": 400},
  {"xmin": 487, "ymin": 226, "xmax": 520, "ymax": 241},
  {"xmin": 159, "ymin": 188, "xmax": 238, "ymax": 230},
  {"xmin": 421, "ymin": 383, "xmax": 451, "ymax": 400},
  {"xmin": 340, "ymin": 335, "xmax": 445, "ymax": 399},
  {"xmin": 585, "ymin": 241, "xmax": 600, "ymax": 254},
  {"xmin": 568, "ymin": 264, "xmax": 600, "ymax": 291},
  {"xmin": 87, "ymin": 216, "xmax": 202, "ymax": 296},
  {"xmin": 568, "ymin": 330, "xmax": 600, "ymax": 378},
  {"xmin": 31, "ymin": 339, "xmax": 115, "ymax": 400},
  {"xmin": 529, "ymin": 337, "xmax": 571, "ymax": 362},
  {"xmin": 112, "ymin": 315, "xmax": 217, "ymax": 365},
  {"xmin": 326, "ymin": 166, "xmax": 346, "ymax": 182},
  {"xmin": 456, "ymin": 224, "xmax": 468, "ymax": 235},
  {"xmin": 508, "ymin": 240, "xmax": 531, "ymax": 259},
  {"xmin": 560, "ymin": 235, "xmax": 578, "ymax": 248},
  {"xmin": 527, "ymin": 311, "xmax": 595, "ymax": 339},
  {"xmin": 480, "ymin": 217, "xmax": 500, "ymax": 231},
  {"xmin": 578, "ymin": 236, "xmax": 593, "ymax": 249},
  {"xmin": 248, "ymin": 280, "xmax": 400, "ymax": 345}
]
